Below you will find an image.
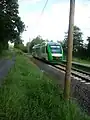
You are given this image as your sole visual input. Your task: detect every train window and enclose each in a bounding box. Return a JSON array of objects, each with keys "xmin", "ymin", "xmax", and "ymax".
[
  {"xmin": 50, "ymin": 45, "xmax": 62, "ymax": 53},
  {"xmin": 50, "ymin": 45, "xmax": 60, "ymax": 48}
]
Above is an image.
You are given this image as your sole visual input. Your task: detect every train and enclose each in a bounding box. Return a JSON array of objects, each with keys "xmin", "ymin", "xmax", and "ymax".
[{"xmin": 32, "ymin": 41, "xmax": 63, "ymax": 63}]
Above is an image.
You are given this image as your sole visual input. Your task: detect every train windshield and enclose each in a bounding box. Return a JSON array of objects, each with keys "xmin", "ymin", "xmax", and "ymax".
[{"xmin": 50, "ymin": 45, "xmax": 62, "ymax": 53}]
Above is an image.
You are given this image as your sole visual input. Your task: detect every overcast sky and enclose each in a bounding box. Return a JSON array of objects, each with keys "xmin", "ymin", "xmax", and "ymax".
[{"xmin": 18, "ymin": 0, "xmax": 90, "ymax": 45}]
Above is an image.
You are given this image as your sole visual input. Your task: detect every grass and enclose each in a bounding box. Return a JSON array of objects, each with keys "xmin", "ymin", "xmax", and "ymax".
[
  {"xmin": 72, "ymin": 57, "xmax": 90, "ymax": 65},
  {"xmin": 63, "ymin": 55, "xmax": 90, "ymax": 65},
  {"xmin": 0, "ymin": 53, "xmax": 90, "ymax": 120},
  {"xmin": 0, "ymin": 49, "xmax": 14, "ymax": 59}
]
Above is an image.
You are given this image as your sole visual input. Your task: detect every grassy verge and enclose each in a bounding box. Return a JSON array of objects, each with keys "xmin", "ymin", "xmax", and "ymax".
[
  {"xmin": 0, "ymin": 54, "xmax": 90, "ymax": 120},
  {"xmin": 0, "ymin": 49, "xmax": 14, "ymax": 59},
  {"xmin": 63, "ymin": 55, "xmax": 90, "ymax": 65},
  {"xmin": 72, "ymin": 57, "xmax": 90, "ymax": 65}
]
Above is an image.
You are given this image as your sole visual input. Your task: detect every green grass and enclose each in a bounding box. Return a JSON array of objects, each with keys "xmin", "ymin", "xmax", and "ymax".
[
  {"xmin": 0, "ymin": 49, "xmax": 14, "ymax": 59},
  {"xmin": 63, "ymin": 55, "xmax": 90, "ymax": 65},
  {"xmin": 0, "ymin": 54, "xmax": 90, "ymax": 120},
  {"xmin": 72, "ymin": 57, "xmax": 90, "ymax": 65}
]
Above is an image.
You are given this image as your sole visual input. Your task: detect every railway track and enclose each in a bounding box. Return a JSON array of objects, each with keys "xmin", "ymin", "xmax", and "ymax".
[
  {"xmin": 35, "ymin": 57, "xmax": 90, "ymax": 82},
  {"xmin": 52, "ymin": 63, "xmax": 90, "ymax": 82},
  {"xmin": 28, "ymin": 55, "xmax": 90, "ymax": 83},
  {"xmin": 62, "ymin": 60, "xmax": 90, "ymax": 72}
]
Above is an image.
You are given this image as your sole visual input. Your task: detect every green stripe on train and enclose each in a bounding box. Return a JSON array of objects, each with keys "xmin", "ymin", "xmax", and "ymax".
[{"xmin": 47, "ymin": 44, "xmax": 52, "ymax": 61}]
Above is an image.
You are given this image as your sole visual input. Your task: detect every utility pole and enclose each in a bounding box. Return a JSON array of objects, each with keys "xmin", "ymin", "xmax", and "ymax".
[{"xmin": 64, "ymin": 0, "xmax": 75, "ymax": 100}]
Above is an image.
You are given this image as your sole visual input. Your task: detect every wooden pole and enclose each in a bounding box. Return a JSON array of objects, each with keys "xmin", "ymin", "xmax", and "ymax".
[{"xmin": 64, "ymin": 0, "xmax": 75, "ymax": 100}]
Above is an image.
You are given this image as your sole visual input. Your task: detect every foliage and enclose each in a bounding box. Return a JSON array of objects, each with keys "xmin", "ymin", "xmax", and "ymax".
[
  {"xmin": 62, "ymin": 25, "xmax": 90, "ymax": 60},
  {"xmin": 26, "ymin": 42, "xmax": 30, "ymax": 52},
  {"xmin": 87, "ymin": 37, "xmax": 90, "ymax": 58},
  {"xmin": 62, "ymin": 25, "xmax": 90, "ymax": 59},
  {"xmin": 14, "ymin": 36, "xmax": 23, "ymax": 48},
  {"xmin": 0, "ymin": 0, "xmax": 25, "ymax": 52},
  {"xmin": 0, "ymin": 54, "xmax": 89, "ymax": 120},
  {"xmin": 26, "ymin": 42, "xmax": 30, "ymax": 47},
  {"xmin": 0, "ymin": 49, "xmax": 14, "ymax": 59},
  {"xmin": 29, "ymin": 35, "xmax": 45, "ymax": 52},
  {"xmin": 72, "ymin": 57, "xmax": 90, "ymax": 64},
  {"xmin": 62, "ymin": 26, "xmax": 83, "ymax": 56},
  {"xmin": 15, "ymin": 43, "xmax": 28, "ymax": 53}
]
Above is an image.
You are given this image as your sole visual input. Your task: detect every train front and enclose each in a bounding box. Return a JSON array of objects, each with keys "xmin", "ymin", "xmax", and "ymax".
[{"xmin": 48, "ymin": 42, "xmax": 63, "ymax": 63}]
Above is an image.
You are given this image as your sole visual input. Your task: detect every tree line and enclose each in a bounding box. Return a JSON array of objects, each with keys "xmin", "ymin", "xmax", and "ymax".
[
  {"xmin": 0, "ymin": 0, "xmax": 25, "ymax": 53},
  {"xmin": 27, "ymin": 26, "xmax": 90, "ymax": 60},
  {"xmin": 62, "ymin": 26, "xmax": 90, "ymax": 59}
]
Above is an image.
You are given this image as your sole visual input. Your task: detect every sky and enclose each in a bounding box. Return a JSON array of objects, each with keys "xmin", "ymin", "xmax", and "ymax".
[{"xmin": 18, "ymin": 0, "xmax": 90, "ymax": 45}]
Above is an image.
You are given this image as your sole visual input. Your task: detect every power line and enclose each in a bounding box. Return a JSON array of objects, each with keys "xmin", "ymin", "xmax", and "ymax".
[
  {"xmin": 19, "ymin": 0, "xmax": 49, "ymax": 39},
  {"xmin": 36, "ymin": 0, "xmax": 48, "ymax": 25},
  {"xmin": 35, "ymin": 0, "xmax": 49, "ymax": 35},
  {"xmin": 40, "ymin": 0, "xmax": 48, "ymax": 16}
]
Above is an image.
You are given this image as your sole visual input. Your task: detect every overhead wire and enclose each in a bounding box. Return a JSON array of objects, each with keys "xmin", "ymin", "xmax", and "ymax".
[
  {"xmin": 18, "ymin": 0, "xmax": 49, "ymax": 18},
  {"xmin": 18, "ymin": 0, "xmax": 49, "ymax": 39},
  {"xmin": 40, "ymin": 0, "xmax": 48, "ymax": 16},
  {"xmin": 34, "ymin": 0, "xmax": 49, "ymax": 37},
  {"xmin": 36, "ymin": 0, "xmax": 49, "ymax": 26}
]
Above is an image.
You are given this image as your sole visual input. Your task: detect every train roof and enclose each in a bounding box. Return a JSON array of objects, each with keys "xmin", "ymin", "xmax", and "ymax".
[
  {"xmin": 32, "ymin": 41, "xmax": 61, "ymax": 49},
  {"xmin": 47, "ymin": 41, "xmax": 60, "ymax": 45},
  {"xmin": 41, "ymin": 41, "xmax": 61, "ymax": 46}
]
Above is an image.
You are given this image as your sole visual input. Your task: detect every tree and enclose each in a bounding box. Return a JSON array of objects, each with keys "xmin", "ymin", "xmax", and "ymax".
[
  {"xmin": 87, "ymin": 37, "xmax": 90, "ymax": 58},
  {"xmin": 63, "ymin": 26, "xmax": 83, "ymax": 57},
  {"xmin": 62, "ymin": 32, "xmax": 68, "ymax": 55},
  {"xmin": 0, "ymin": 0, "xmax": 25, "ymax": 52},
  {"xmin": 26, "ymin": 42, "xmax": 31, "ymax": 53},
  {"xmin": 26, "ymin": 42, "xmax": 30, "ymax": 48},
  {"xmin": 29, "ymin": 35, "xmax": 45, "ymax": 52},
  {"xmin": 14, "ymin": 36, "xmax": 23, "ymax": 48}
]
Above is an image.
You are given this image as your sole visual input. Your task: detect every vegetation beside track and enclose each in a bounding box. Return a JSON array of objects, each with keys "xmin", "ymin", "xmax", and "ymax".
[
  {"xmin": 72, "ymin": 57, "xmax": 90, "ymax": 65},
  {"xmin": 63, "ymin": 56, "xmax": 90, "ymax": 65},
  {"xmin": 0, "ymin": 53, "xmax": 90, "ymax": 120},
  {"xmin": 61, "ymin": 59, "xmax": 90, "ymax": 73},
  {"xmin": 0, "ymin": 49, "xmax": 15, "ymax": 59}
]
